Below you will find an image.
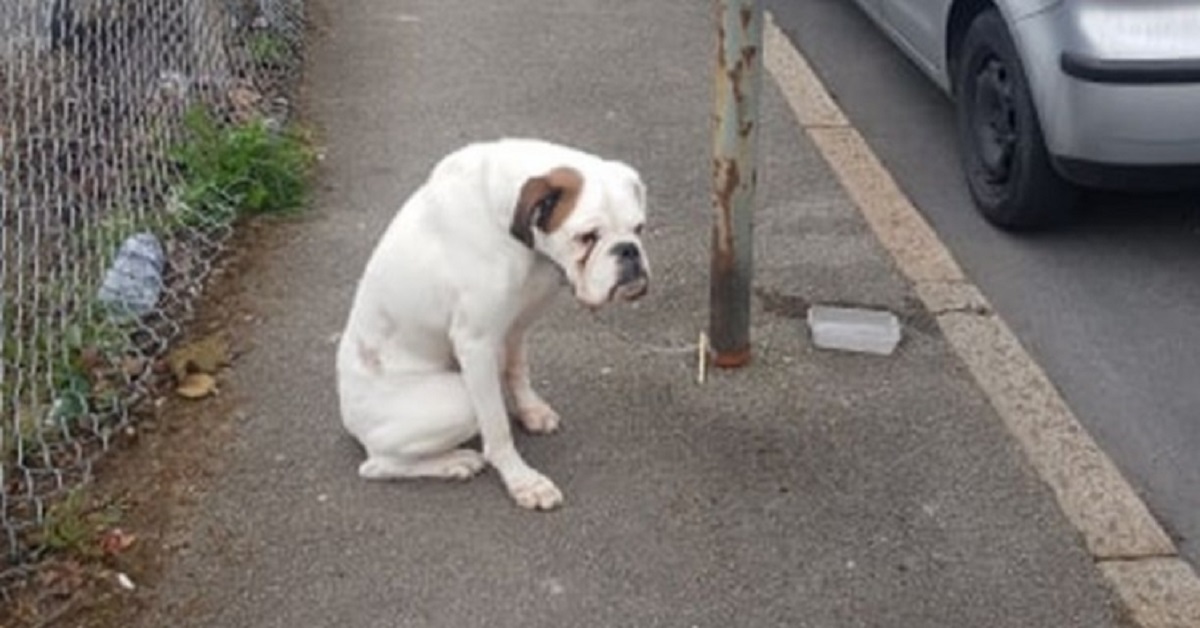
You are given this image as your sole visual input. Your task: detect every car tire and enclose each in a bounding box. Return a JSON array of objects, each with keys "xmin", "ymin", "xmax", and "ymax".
[{"xmin": 955, "ymin": 9, "xmax": 1078, "ymax": 230}]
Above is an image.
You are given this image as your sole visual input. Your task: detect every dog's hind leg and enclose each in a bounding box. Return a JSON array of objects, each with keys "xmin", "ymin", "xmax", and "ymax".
[
  {"xmin": 358, "ymin": 449, "xmax": 485, "ymax": 481},
  {"xmin": 349, "ymin": 372, "xmax": 484, "ymax": 481}
]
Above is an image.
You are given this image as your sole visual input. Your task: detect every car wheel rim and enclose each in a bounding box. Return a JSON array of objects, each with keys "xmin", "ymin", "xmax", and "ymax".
[{"xmin": 970, "ymin": 57, "xmax": 1017, "ymax": 186}]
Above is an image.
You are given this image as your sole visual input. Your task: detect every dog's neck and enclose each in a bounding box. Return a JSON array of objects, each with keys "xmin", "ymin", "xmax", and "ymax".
[{"xmin": 533, "ymin": 251, "xmax": 569, "ymax": 287}]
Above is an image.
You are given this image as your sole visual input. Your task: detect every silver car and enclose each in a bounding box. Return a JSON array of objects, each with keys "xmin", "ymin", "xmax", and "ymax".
[{"xmin": 851, "ymin": 0, "xmax": 1200, "ymax": 229}]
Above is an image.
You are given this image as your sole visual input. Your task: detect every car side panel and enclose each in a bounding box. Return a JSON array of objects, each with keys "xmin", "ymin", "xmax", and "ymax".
[
  {"xmin": 882, "ymin": 0, "xmax": 953, "ymax": 80},
  {"xmin": 849, "ymin": 0, "xmax": 882, "ymax": 20},
  {"xmin": 1014, "ymin": 2, "xmax": 1200, "ymax": 165},
  {"xmin": 857, "ymin": 0, "xmax": 1063, "ymax": 92}
]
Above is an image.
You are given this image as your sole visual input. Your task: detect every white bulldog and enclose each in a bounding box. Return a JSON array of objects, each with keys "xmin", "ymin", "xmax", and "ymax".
[{"xmin": 336, "ymin": 138, "xmax": 650, "ymax": 510}]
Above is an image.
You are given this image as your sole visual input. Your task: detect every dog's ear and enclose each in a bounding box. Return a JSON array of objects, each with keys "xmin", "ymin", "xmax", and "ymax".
[{"xmin": 510, "ymin": 167, "xmax": 583, "ymax": 247}]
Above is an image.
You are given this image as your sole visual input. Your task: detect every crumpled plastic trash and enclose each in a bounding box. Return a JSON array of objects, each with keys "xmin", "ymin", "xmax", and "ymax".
[{"xmin": 97, "ymin": 232, "xmax": 165, "ymax": 321}]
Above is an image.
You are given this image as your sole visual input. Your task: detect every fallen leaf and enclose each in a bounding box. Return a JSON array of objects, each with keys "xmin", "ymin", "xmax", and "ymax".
[
  {"xmin": 79, "ymin": 347, "xmax": 105, "ymax": 371},
  {"xmin": 228, "ymin": 84, "xmax": 264, "ymax": 124},
  {"xmin": 168, "ymin": 333, "xmax": 230, "ymax": 381},
  {"xmin": 229, "ymin": 86, "xmax": 262, "ymax": 108},
  {"xmin": 38, "ymin": 560, "xmax": 85, "ymax": 591},
  {"xmin": 98, "ymin": 528, "xmax": 137, "ymax": 555},
  {"xmin": 79, "ymin": 347, "xmax": 117, "ymax": 386},
  {"xmin": 122, "ymin": 355, "xmax": 148, "ymax": 378},
  {"xmin": 176, "ymin": 373, "xmax": 218, "ymax": 399}
]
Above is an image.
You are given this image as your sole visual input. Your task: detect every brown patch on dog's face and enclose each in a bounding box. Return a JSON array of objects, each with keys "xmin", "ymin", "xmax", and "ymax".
[{"xmin": 510, "ymin": 167, "xmax": 584, "ymax": 248}]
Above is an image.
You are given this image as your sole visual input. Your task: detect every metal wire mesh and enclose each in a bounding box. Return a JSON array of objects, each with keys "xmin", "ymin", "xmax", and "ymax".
[{"xmin": 1, "ymin": 0, "xmax": 305, "ymax": 575}]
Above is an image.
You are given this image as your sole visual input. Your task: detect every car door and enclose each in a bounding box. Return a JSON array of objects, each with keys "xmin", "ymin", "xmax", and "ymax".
[
  {"xmin": 881, "ymin": 0, "xmax": 954, "ymax": 80},
  {"xmin": 851, "ymin": 0, "xmax": 884, "ymax": 23}
]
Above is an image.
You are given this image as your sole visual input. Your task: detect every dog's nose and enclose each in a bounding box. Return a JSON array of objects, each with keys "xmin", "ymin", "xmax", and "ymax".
[{"xmin": 611, "ymin": 242, "xmax": 640, "ymax": 262}]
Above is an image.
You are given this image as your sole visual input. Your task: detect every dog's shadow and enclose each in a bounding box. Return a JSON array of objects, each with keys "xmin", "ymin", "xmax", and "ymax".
[{"xmin": 335, "ymin": 423, "xmax": 541, "ymax": 476}]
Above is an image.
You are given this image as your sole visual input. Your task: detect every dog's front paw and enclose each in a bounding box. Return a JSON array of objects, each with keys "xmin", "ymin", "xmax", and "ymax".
[
  {"xmin": 517, "ymin": 400, "xmax": 561, "ymax": 434},
  {"xmin": 507, "ymin": 471, "xmax": 564, "ymax": 511}
]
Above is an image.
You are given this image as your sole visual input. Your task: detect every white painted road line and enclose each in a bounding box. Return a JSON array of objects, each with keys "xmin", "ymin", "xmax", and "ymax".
[{"xmin": 763, "ymin": 11, "xmax": 1200, "ymax": 627}]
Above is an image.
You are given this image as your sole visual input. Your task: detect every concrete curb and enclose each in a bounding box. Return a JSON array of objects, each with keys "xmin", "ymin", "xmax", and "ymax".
[{"xmin": 763, "ymin": 12, "xmax": 1200, "ymax": 627}]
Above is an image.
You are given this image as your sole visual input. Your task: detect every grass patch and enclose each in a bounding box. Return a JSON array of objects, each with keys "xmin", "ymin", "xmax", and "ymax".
[
  {"xmin": 36, "ymin": 488, "xmax": 123, "ymax": 560},
  {"xmin": 3, "ymin": 105, "xmax": 315, "ymax": 468},
  {"xmin": 1, "ymin": 301, "xmax": 132, "ymax": 467},
  {"xmin": 249, "ymin": 32, "xmax": 293, "ymax": 68},
  {"xmin": 171, "ymin": 105, "xmax": 315, "ymax": 228}
]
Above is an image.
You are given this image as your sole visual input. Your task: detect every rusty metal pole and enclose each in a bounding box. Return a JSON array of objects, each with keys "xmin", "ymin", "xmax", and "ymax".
[{"xmin": 709, "ymin": 0, "xmax": 762, "ymax": 369}]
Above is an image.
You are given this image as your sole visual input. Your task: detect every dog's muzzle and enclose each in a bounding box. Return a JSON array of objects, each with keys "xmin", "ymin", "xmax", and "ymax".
[{"xmin": 611, "ymin": 242, "xmax": 649, "ymax": 302}]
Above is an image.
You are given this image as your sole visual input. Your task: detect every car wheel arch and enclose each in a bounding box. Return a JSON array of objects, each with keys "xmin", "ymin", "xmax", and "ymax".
[
  {"xmin": 946, "ymin": 0, "xmax": 999, "ymax": 96},
  {"xmin": 952, "ymin": 6, "xmax": 1079, "ymax": 228},
  {"xmin": 947, "ymin": 0, "xmax": 1069, "ymax": 153}
]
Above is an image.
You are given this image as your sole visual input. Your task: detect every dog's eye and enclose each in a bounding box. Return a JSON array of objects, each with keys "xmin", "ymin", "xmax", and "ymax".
[
  {"xmin": 577, "ymin": 230, "xmax": 599, "ymax": 246},
  {"xmin": 634, "ymin": 224, "xmax": 644, "ymax": 236}
]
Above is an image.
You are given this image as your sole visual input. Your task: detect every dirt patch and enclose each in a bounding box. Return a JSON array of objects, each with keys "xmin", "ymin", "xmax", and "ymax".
[
  {"xmin": 0, "ymin": 216, "xmax": 289, "ymax": 628},
  {"xmin": 754, "ymin": 286, "xmax": 939, "ymax": 335},
  {"xmin": 753, "ymin": 286, "xmax": 810, "ymax": 319}
]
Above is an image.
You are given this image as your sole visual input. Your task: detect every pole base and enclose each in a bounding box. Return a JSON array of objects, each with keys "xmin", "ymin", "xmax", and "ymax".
[{"xmin": 712, "ymin": 345, "xmax": 752, "ymax": 369}]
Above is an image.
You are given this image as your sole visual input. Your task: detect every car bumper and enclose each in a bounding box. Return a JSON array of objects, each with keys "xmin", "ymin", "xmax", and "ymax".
[
  {"xmin": 1060, "ymin": 52, "xmax": 1200, "ymax": 85},
  {"xmin": 1055, "ymin": 159, "xmax": 1200, "ymax": 192},
  {"xmin": 1015, "ymin": 2, "xmax": 1200, "ymax": 183}
]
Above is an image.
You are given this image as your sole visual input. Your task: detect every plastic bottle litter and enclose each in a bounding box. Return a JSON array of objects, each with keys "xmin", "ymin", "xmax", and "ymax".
[
  {"xmin": 807, "ymin": 305, "xmax": 901, "ymax": 356},
  {"xmin": 97, "ymin": 232, "xmax": 165, "ymax": 321}
]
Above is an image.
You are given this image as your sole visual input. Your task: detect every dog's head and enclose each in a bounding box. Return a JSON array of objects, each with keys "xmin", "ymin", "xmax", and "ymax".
[{"xmin": 510, "ymin": 161, "xmax": 649, "ymax": 308}]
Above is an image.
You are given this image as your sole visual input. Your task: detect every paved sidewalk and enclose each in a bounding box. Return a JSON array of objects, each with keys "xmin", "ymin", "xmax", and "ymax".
[{"xmin": 145, "ymin": 1, "xmax": 1127, "ymax": 626}]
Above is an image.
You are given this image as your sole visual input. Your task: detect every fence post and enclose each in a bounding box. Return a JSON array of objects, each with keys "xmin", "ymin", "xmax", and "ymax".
[{"xmin": 709, "ymin": 0, "xmax": 762, "ymax": 369}]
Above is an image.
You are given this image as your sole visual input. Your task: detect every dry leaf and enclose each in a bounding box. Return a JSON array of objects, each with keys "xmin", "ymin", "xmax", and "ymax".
[
  {"xmin": 122, "ymin": 355, "xmax": 147, "ymax": 378},
  {"xmin": 176, "ymin": 373, "xmax": 218, "ymax": 399},
  {"xmin": 79, "ymin": 347, "xmax": 105, "ymax": 371},
  {"xmin": 99, "ymin": 528, "xmax": 137, "ymax": 555},
  {"xmin": 168, "ymin": 333, "xmax": 230, "ymax": 381},
  {"xmin": 229, "ymin": 86, "xmax": 262, "ymax": 108},
  {"xmin": 38, "ymin": 560, "xmax": 85, "ymax": 591},
  {"xmin": 228, "ymin": 85, "xmax": 263, "ymax": 123}
]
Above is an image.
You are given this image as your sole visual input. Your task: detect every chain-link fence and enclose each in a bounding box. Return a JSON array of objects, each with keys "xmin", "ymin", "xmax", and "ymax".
[{"xmin": 1, "ymin": 0, "xmax": 306, "ymax": 578}]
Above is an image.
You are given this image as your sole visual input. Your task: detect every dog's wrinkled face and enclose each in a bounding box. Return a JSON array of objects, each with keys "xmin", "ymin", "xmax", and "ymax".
[{"xmin": 510, "ymin": 162, "xmax": 650, "ymax": 308}]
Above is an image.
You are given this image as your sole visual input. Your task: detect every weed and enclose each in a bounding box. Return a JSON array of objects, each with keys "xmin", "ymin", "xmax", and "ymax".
[
  {"xmin": 2, "ymin": 294, "xmax": 132, "ymax": 468},
  {"xmin": 249, "ymin": 32, "xmax": 292, "ymax": 68},
  {"xmin": 171, "ymin": 105, "xmax": 314, "ymax": 228},
  {"xmin": 40, "ymin": 490, "xmax": 93, "ymax": 555},
  {"xmin": 37, "ymin": 488, "xmax": 120, "ymax": 558},
  {"xmin": 5, "ymin": 104, "xmax": 315, "ymax": 471},
  {"xmin": 2, "ymin": 406, "xmax": 44, "ymax": 469},
  {"xmin": 84, "ymin": 206, "xmax": 167, "ymax": 263}
]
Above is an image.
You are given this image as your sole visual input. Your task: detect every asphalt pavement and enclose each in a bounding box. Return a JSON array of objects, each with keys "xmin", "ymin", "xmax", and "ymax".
[
  {"xmin": 141, "ymin": 1, "xmax": 1128, "ymax": 626},
  {"xmin": 764, "ymin": 0, "xmax": 1200, "ymax": 569}
]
